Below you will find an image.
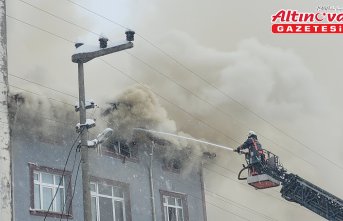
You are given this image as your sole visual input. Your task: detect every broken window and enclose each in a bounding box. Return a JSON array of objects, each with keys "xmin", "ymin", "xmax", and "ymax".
[
  {"xmin": 116, "ymin": 141, "xmax": 132, "ymax": 158},
  {"xmin": 102, "ymin": 140, "xmax": 138, "ymax": 160}
]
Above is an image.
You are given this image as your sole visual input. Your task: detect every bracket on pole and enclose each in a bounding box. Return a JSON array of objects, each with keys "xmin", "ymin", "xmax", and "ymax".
[
  {"xmin": 75, "ymin": 100, "xmax": 96, "ymax": 112},
  {"xmin": 76, "ymin": 119, "xmax": 96, "ymax": 133}
]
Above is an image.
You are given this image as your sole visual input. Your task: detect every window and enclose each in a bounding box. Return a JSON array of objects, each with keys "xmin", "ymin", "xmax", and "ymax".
[
  {"xmin": 90, "ymin": 178, "xmax": 131, "ymax": 221},
  {"xmin": 160, "ymin": 190, "xmax": 189, "ymax": 221},
  {"xmin": 29, "ymin": 164, "xmax": 72, "ymax": 218},
  {"xmin": 102, "ymin": 140, "xmax": 138, "ymax": 161},
  {"xmin": 116, "ymin": 141, "xmax": 132, "ymax": 158}
]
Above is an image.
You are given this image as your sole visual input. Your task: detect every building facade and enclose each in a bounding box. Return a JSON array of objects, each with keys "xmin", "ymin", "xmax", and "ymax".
[{"xmin": 10, "ymin": 101, "xmax": 207, "ymax": 221}]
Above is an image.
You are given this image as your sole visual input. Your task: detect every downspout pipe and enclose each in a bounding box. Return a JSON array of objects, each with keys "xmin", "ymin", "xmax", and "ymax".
[{"xmin": 149, "ymin": 142, "xmax": 157, "ymax": 221}]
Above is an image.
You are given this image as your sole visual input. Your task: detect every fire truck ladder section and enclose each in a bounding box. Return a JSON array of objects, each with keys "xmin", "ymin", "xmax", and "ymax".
[
  {"xmin": 280, "ymin": 173, "xmax": 343, "ymax": 221},
  {"xmin": 238, "ymin": 149, "xmax": 343, "ymax": 220}
]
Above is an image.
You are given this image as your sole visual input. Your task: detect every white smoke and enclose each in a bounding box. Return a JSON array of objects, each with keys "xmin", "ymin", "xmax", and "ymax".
[{"xmin": 135, "ymin": 31, "xmax": 323, "ymax": 122}]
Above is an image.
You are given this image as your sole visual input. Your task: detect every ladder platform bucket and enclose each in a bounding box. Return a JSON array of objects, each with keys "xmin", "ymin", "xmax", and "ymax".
[{"xmin": 247, "ymin": 173, "xmax": 280, "ymax": 189}]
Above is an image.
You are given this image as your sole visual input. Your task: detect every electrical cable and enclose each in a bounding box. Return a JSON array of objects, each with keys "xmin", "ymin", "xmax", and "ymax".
[
  {"xmin": 16, "ymin": 0, "xmax": 101, "ymax": 38},
  {"xmin": 7, "ymin": 14, "xmax": 73, "ymax": 43},
  {"xmin": 0, "ymin": 81, "xmax": 74, "ymax": 106},
  {"xmin": 59, "ymin": 147, "xmax": 80, "ymax": 220},
  {"xmin": 9, "ymin": 73, "xmax": 77, "ymax": 99},
  {"xmin": 66, "ymin": 158, "xmax": 82, "ymax": 221},
  {"xmin": 64, "ymin": 0, "xmax": 129, "ymax": 30},
  {"xmin": 43, "ymin": 131, "xmax": 81, "ymax": 221}
]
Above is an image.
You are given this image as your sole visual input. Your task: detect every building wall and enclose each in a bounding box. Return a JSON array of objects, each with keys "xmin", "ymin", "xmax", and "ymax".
[
  {"xmin": 0, "ymin": 0, "xmax": 12, "ymax": 219},
  {"xmin": 12, "ymin": 131, "xmax": 206, "ymax": 221},
  {"xmin": 11, "ymin": 135, "xmax": 84, "ymax": 221}
]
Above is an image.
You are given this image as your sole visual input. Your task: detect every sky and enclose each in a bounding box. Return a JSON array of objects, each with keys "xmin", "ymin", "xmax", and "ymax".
[{"xmin": 6, "ymin": 0, "xmax": 343, "ymax": 220}]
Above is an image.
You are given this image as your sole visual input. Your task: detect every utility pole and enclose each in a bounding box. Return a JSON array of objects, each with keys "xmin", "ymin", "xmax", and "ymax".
[
  {"xmin": 77, "ymin": 62, "xmax": 92, "ymax": 220},
  {"xmin": 0, "ymin": 0, "xmax": 12, "ymax": 219},
  {"xmin": 72, "ymin": 31, "xmax": 135, "ymax": 221}
]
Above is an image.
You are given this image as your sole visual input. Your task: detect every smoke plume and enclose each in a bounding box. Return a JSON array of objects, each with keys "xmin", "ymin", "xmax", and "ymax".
[{"xmin": 101, "ymin": 84, "xmax": 210, "ymax": 173}]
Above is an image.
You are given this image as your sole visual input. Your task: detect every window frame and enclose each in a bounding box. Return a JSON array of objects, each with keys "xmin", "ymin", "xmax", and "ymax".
[
  {"xmin": 29, "ymin": 163, "xmax": 72, "ymax": 219},
  {"xmin": 101, "ymin": 140, "xmax": 139, "ymax": 163},
  {"xmin": 90, "ymin": 176, "xmax": 132, "ymax": 221},
  {"xmin": 160, "ymin": 190, "xmax": 189, "ymax": 221}
]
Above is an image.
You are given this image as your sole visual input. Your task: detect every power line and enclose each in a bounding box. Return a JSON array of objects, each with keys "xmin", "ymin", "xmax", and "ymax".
[
  {"xmin": 7, "ymin": 15, "xmax": 73, "ymax": 43},
  {"xmin": 178, "ymin": 151, "xmax": 291, "ymax": 213},
  {"xmin": 202, "ymin": 199, "xmax": 251, "ymax": 221},
  {"xmin": 0, "ymin": 81, "xmax": 74, "ymax": 106},
  {"xmin": 203, "ymin": 166, "xmax": 291, "ymax": 207},
  {"xmin": 65, "ymin": 0, "xmax": 129, "ymax": 30},
  {"xmin": 11, "ymin": 0, "xmax": 341, "ymax": 172},
  {"xmin": 9, "ymin": 73, "xmax": 77, "ymax": 99},
  {"xmin": 16, "ymin": 0, "xmax": 101, "ymax": 37},
  {"xmin": 205, "ymin": 189, "xmax": 277, "ymax": 221}
]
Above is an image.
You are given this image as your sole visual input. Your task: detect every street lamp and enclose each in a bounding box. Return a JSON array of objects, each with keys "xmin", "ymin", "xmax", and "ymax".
[
  {"xmin": 87, "ymin": 128, "xmax": 114, "ymax": 148},
  {"xmin": 71, "ymin": 31, "xmax": 134, "ymax": 221}
]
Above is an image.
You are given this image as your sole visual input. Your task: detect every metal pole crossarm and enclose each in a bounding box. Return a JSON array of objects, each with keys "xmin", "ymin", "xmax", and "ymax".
[{"xmin": 72, "ymin": 41, "xmax": 133, "ymax": 63}]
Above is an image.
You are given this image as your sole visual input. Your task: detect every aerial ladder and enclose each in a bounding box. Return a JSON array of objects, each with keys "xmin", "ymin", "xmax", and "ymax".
[
  {"xmin": 135, "ymin": 128, "xmax": 343, "ymax": 220},
  {"xmin": 236, "ymin": 149, "xmax": 343, "ymax": 220}
]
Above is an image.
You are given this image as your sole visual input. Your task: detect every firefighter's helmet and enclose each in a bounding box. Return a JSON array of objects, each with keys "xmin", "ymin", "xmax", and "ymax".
[{"xmin": 248, "ymin": 130, "xmax": 256, "ymax": 138}]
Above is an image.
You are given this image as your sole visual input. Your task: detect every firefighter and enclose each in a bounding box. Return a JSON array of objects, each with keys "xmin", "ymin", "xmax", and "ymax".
[{"xmin": 235, "ymin": 131, "xmax": 264, "ymax": 175}]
